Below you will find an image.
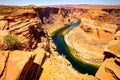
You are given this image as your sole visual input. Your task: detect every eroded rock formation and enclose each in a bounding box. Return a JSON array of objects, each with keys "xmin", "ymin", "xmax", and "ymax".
[
  {"xmin": 104, "ymin": 30, "xmax": 120, "ymax": 58},
  {"xmin": 0, "ymin": 10, "xmax": 44, "ymax": 50},
  {"xmin": 0, "ymin": 5, "xmax": 120, "ymax": 80},
  {"xmin": 0, "ymin": 51, "xmax": 35, "ymax": 80},
  {"xmin": 35, "ymin": 7, "xmax": 85, "ymax": 24},
  {"xmin": 65, "ymin": 9, "xmax": 118, "ymax": 66},
  {"xmin": 95, "ymin": 58, "xmax": 120, "ymax": 80}
]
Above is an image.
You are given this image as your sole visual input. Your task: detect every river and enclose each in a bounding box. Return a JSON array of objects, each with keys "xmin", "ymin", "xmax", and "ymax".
[{"xmin": 52, "ymin": 22, "xmax": 98, "ymax": 75}]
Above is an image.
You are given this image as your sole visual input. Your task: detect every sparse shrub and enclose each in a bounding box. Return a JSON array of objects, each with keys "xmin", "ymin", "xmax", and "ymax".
[{"xmin": 3, "ymin": 34, "xmax": 19, "ymax": 50}]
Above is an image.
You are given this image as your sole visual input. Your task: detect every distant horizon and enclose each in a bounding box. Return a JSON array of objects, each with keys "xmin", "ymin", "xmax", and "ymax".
[
  {"xmin": 0, "ymin": 4, "xmax": 120, "ymax": 7},
  {"xmin": 0, "ymin": 0, "xmax": 120, "ymax": 6}
]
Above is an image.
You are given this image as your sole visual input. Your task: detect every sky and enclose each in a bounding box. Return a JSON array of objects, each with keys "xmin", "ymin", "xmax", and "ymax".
[{"xmin": 0, "ymin": 0, "xmax": 120, "ymax": 6}]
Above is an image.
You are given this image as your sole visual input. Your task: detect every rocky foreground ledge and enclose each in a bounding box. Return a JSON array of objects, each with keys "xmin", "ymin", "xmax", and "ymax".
[{"xmin": 0, "ymin": 5, "xmax": 120, "ymax": 80}]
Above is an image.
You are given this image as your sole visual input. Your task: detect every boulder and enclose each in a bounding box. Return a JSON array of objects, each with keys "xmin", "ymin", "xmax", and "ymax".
[
  {"xmin": 115, "ymin": 30, "xmax": 120, "ymax": 40},
  {"xmin": 95, "ymin": 58, "xmax": 120, "ymax": 80},
  {"xmin": 105, "ymin": 40, "xmax": 120, "ymax": 58},
  {"xmin": 0, "ymin": 51, "xmax": 9, "ymax": 76},
  {"xmin": 104, "ymin": 30, "xmax": 120, "ymax": 58},
  {"xmin": 0, "ymin": 50, "xmax": 35, "ymax": 80}
]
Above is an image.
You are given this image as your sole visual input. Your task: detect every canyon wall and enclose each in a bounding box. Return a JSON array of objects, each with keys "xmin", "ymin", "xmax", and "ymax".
[{"xmin": 0, "ymin": 5, "xmax": 120, "ymax": 80}]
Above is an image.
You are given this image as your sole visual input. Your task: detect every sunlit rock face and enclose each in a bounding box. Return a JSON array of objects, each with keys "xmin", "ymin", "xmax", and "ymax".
[
  {"xmin": 80, "ymin": 10, "xmax": 117, "ymax": 43},
  {"xmin": 0, "ymin": 30, "xmax": 9, "ymax": 50},
  {"xmin": 0, "ymin": 51, "xmax": 9, "ymax": 76},
  {"xmin": 104, "ymin": 31, "xmax": 120, "ymax": 58},
  {"xmin": 95, "ymin": 58, "xmax": 120, "ymax": 80},
  {"xmin": 0, "ymin": 11, "xmax": 44, "ymax": 50},
  {"xmin": 35, "ymin": 7, "xmax": 59, "ymax": 24},
  {"xmin": 65, "ymin": 10, "xmax": 118, "ymax": 66},
  {"xmin": 103, "ymin": 9, "xmax": 120, "ymax": 24},
  {"xmin": 0, "ymin": 5, "xmax": 120, "ymax": 80},
  {"xmin": 35, "ymin": 7, "xmax": 86, "ymax": 24},
  {"xmin": 0, "ymin": 50, "xmax": 36, "ymax": 80}
]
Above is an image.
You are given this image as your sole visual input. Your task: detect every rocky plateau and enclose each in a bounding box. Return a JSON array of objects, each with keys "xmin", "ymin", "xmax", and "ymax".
[{"xmin": 0, "ymin": 5, "xmax": 120, "ymax": 80}]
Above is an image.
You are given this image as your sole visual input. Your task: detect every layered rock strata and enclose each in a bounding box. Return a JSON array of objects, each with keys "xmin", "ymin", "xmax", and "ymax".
[
  {"xmin": 65, "ymin": 10, "xmax": 118, "ymax": 66},
  {"xmin": 95, "ymin": 58, "xmax": 120, "ymax": 80},
  {"xmin": 104, "ymin": 31, "xmax": 120, "ymax": 58},
  {"xmin": 0, "ymin": 6, "xmax": 120, "ymax": 80},
  {"xmin": 0, "ymin": 11, "xmax": 44, "ymax": 50}
]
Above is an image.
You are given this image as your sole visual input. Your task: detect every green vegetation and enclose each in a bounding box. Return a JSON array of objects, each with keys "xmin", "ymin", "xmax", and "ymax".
[{"xmin": 3, "ymin": 34, "xmax": 19, "ymax": 50}]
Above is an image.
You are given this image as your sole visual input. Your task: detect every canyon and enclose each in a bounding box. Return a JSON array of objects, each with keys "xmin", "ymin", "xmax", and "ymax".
[{"xmin": 0, "ymin": 5, "xmax": 120, "ymax": 80}]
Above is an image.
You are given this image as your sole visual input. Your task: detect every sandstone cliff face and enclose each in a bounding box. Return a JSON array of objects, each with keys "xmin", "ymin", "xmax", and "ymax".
[
  {"xmin": 0, "ymin": 51, "xmax": 9, "ymax": 77},
  {"xmin": 0, "ymin": 5, "xmax": 120, "ymax": 80},
  {"xmin": 65, "ymin": 10, "xmax": 118, "ymax": 66},
  {"xmin": 0, "ymin": 7, "xmax": 46, "ymax": 80},
  {"xmin": 80, "ymin": 10, "xmax": 117, "ymax": 43},
  {"xmin": 103, "ymin": 9, "xmax": 120, "ymax": 24},
  {"xmin": 35, "ymin": 7, "xmax": 59, "ymax": 24},
  {"xmin": 0, "ymin": 51, "xmax": 34, "ymax": 80},
  {"xmin": 104, "ymin": 30, "xmax": 120, "ymax": 58},
  {"xmin": 95, "ymin": 58, "xmax": 120, "ymax": 80},
  {"xmin": 35, "ymin": 7, "xmax": 86, "ymax": 24},
  {"xmin": 0, "ymin": 10, "xmax": 44, "ymax": 50}
]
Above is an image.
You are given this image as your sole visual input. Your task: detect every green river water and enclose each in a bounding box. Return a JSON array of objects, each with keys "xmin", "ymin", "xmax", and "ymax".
[{"xmin": 52, "ymin": 23, "xmax": 98, "ymax": 75}]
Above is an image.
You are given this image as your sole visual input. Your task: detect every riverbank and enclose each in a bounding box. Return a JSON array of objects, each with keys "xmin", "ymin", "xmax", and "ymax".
[
  {"xmin": 65, "ymin": 26, "xmax": 105, "ymax": 66},
  {"xmin": 52, "ymin": 22, "xmax": 99, "ymax": 74},
  {"xmin": 0, "ymin": 5, "xmax": 120, "ymax": 80}
]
